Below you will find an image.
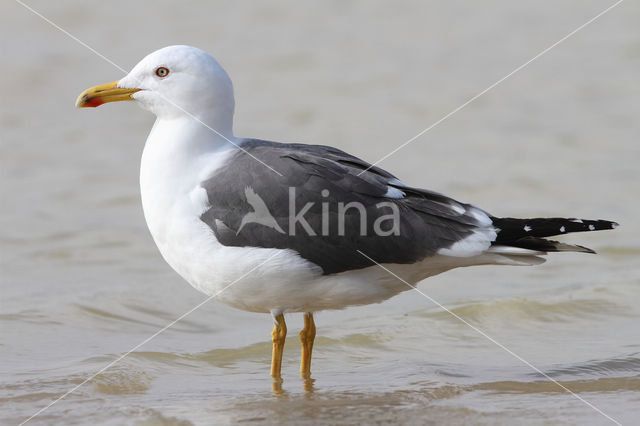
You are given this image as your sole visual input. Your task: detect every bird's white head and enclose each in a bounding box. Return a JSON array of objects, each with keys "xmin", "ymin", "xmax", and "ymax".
[{"xmin": 76, "ymin": 45, "xmax": 235, "ymax": 133}]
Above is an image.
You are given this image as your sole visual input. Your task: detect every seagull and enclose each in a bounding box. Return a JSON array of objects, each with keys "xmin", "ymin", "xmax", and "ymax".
[{"xmin": 76, "ymin": 45, "xmax": 618, "ymax": 382}]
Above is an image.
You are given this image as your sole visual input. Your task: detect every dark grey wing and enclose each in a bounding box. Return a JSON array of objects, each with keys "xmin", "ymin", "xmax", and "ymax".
[{"xmin": 200, "ymin": 139, "xmax": 492, "ymax": 275}]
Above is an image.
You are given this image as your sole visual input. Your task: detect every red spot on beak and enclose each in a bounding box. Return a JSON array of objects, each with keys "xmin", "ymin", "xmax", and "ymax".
[{"xmin": 84, "ymin": 97, "xmax": 105, "ymax": 108}]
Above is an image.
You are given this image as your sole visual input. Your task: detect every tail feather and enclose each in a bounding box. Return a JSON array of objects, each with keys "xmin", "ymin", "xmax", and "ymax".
[{"xmin": 490, "ymin": 217, "xmax": 618, "ymax": 254}]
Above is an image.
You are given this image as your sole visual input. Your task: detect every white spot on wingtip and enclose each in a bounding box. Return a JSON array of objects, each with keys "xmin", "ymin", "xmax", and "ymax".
[
  {"xmin": 612, "ymin": 222, "xmax": 618, "ymax": 229},
  {"xmin": 560, "ymin": 226, "xmax": 566, "ymax": 233},
  {"xmin": 524, "ymin": 225, "xmax": 532, "ymax": 232},
  {"xmin": 588, "ymin": 224, "xmax": 596, "ymax": 231}
]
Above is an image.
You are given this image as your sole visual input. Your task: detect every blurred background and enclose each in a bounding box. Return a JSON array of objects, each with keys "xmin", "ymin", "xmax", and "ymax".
[{"xmin": 1, "ymin": 1, "xmax": 638, "ymax": 424}]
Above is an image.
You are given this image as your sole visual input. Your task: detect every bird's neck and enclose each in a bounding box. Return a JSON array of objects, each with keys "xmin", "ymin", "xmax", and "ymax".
[{"xmin": 151, "ymin": 113, "xmax": 236, "ymax": 167}]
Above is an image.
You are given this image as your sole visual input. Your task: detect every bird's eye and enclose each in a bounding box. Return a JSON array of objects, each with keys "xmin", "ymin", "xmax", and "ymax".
[{"xmin": 155, "ymin": 67, "xmax": 169, "ymax": 78}]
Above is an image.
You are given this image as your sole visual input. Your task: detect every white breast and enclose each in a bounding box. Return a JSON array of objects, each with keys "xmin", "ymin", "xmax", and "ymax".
[{"xmin": 140, "ymin": 118, "xmax": 230, "ymax": 289}]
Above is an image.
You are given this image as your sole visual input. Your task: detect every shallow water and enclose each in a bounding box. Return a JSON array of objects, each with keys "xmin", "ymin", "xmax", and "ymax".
[{"xmin": 2, "ymin": 1, "xmax": 639, "ymax": 425}]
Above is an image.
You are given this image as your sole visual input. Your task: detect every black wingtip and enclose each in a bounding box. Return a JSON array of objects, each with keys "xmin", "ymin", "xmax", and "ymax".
[
  {"xmin": 576, "ymin": 244, "xmax": 597, "ymax": 254},
  {"xmin": 490, "ymin": 217, "xmax": 617, "ymax": 255},
  {"xmin": 492, "ymin": 217, "xmax": 619, "ymax": 241}
]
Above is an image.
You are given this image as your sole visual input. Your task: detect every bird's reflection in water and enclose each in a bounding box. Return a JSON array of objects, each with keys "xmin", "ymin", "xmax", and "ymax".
[
  {"xmin": 303, "ymin": 377, "xmax": 315, "ymax": 394},
  {"xmin": 271, "ymin": 377, "xmax": 315, "ymax": 395}
]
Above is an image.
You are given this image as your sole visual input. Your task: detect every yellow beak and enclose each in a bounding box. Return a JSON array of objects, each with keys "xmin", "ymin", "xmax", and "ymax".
[{"xmin": 75, "ymin": 80, "xmax": 140, "ymax": 108}]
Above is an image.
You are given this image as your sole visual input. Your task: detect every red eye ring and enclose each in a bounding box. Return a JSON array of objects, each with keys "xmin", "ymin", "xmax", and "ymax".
[{"xmin": 155, "ymin": 67, "xmax": 169, "ymax": 78}]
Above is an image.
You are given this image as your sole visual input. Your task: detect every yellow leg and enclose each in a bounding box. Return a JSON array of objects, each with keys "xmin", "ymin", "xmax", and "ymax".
[
  {"xmin": 270, "ymin": 313, "xmax": 287, "ymax": 379},
  {"xmin": 299, "ymin": 312, "xmax": 316, "ymax": 379}
]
